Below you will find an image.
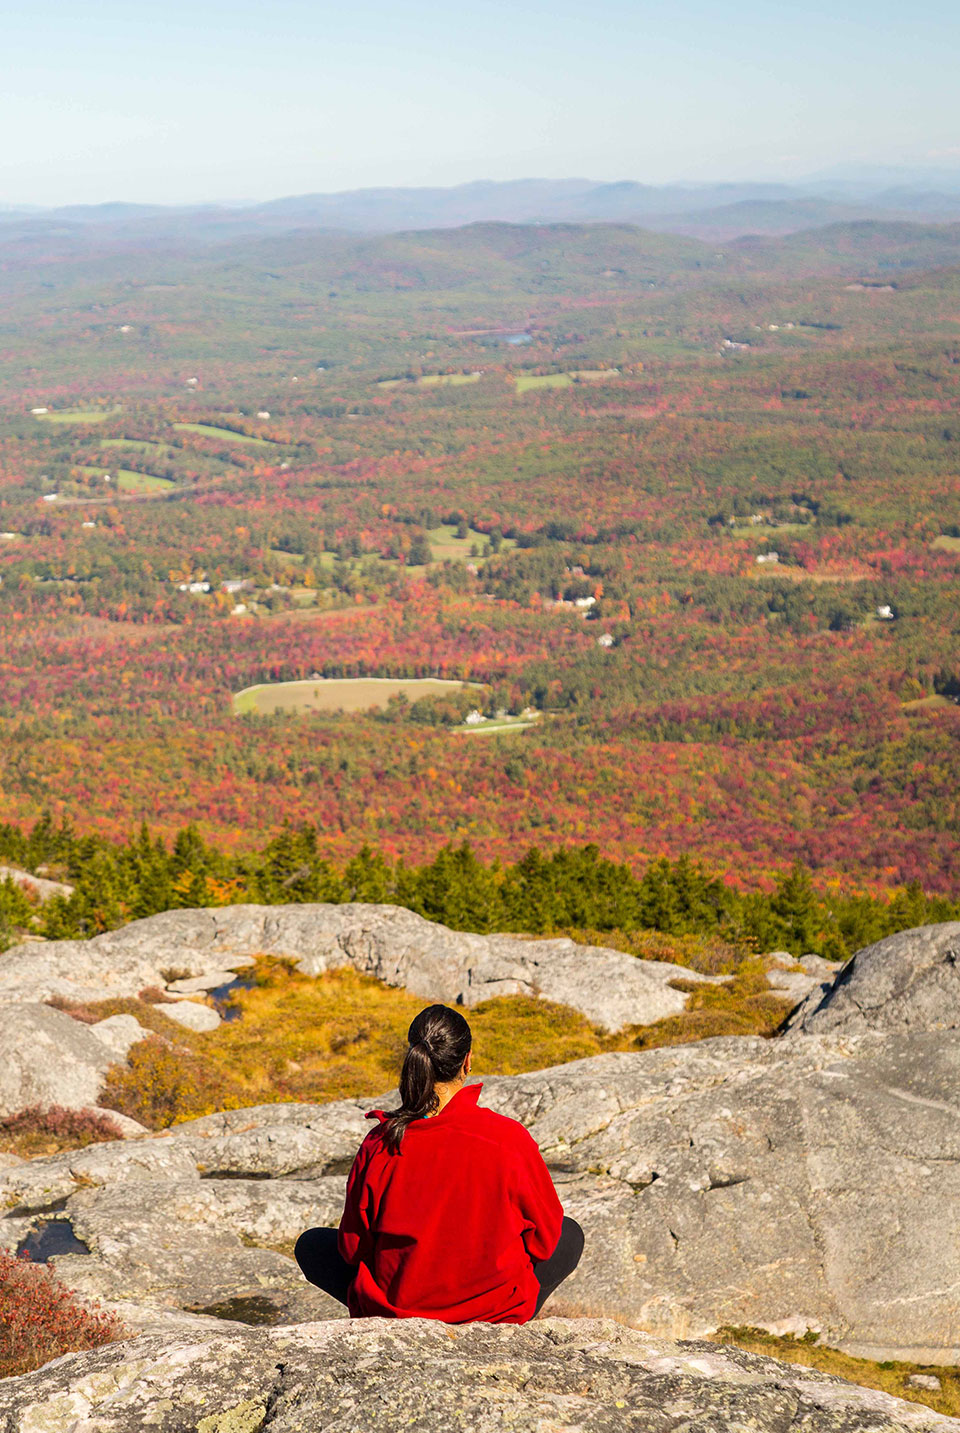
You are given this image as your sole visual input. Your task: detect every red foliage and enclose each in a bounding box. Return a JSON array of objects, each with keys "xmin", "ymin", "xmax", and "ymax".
[{"xmin": 0, "ymin": 1252, "xmax": 124, "ymax": 1379}]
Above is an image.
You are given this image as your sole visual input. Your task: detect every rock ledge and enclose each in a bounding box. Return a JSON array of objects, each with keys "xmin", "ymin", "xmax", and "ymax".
[{"xmin": 1, "ymin": 1318, "xmax": 956, "ymax": 1433}]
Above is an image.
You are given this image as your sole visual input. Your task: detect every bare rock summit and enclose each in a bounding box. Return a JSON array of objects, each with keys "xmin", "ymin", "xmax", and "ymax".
[{"xmin": 1, "ymin": 1318, "xmax": 956, "ymax": 1433}]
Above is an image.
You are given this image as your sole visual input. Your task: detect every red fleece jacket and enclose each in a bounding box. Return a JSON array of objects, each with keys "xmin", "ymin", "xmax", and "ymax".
[{"xmin": 337, "ymin": 1082, "xmax": 563, "ymax": 1323}]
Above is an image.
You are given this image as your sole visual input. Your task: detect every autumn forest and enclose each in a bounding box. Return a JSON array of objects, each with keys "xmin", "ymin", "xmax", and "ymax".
[{"xmin": 3, "ymin": 216, "xmax": 960, "ymax": 933}]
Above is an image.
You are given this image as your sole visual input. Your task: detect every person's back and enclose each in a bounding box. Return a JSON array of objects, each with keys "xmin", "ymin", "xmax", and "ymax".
[
  {"xmin": 342, "ymin": 1083, "xmax": 560, "ymax": 1322},
  {"xmin": 295, "ymin": 1003, "xmax": 584, "ymax": 1324}
]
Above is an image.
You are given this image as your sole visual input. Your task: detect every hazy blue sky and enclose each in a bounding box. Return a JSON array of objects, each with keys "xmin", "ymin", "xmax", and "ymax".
[{"xmin": 6, "ymin": 0, "xmax": 959, "ymax": 205}]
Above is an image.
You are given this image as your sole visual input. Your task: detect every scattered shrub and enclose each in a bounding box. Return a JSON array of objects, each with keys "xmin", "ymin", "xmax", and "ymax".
[
  {"xmin": 0, "ymin": 1105, "xmax": 123, "ymax": 1160},
  {"xmin": 98, "ymin": 1036, "xmax": 242, "ymax": 1130},
  {"xmin": 0, "ymin": 1252, "xmax": 124, "ymax": 1379}
]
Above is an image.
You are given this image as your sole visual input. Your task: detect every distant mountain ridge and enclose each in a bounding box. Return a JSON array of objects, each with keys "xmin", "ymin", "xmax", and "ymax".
[{"xmin": 5, "ymin": 171, "xmax": 960, "ymax": 250}]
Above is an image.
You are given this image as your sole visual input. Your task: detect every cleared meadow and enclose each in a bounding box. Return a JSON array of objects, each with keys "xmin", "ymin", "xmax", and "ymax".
[
  {"xmin": 233, "ymin": 676, "xmax": 475, "ymax": 716},
  {"xmin": 515, "ymin": 373, "xmax": 572, "ymax": 393},
  {"xmin": 174, "ymin": 422, "xmax": 276, "ymax": 448},
  {"xmin": 35, "ymin": 408, "xmax": 119, "ymax": 424}
]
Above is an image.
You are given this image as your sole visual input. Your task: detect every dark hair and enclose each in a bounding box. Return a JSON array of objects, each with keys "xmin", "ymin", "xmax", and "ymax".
[{"xmin": 382, "ymin": 1004, "xmax": 472, "ymax": 1152}]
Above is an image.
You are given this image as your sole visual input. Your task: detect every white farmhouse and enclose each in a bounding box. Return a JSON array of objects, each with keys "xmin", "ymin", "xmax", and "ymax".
[{"xmin": 877, "ymin": 604, "xmax": 894, "ymax": 620}]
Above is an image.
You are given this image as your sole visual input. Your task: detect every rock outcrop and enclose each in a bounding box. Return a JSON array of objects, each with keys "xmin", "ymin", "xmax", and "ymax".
[
  {"xmin": 1, "ymin": 1318, "xmax": 956, "ymax": 1433},
  {"xmin": 0, "ymin": 1004, "xmax": 148, "ymax": 1119},
  {"xmin": 0, "ymin": 902, "xmax": 722, "ymax": 1033},
  {"xmin": 6, "ymin": 914, "xmax": 960, "ymax": 1384},
  {"xmin": 787, "ymin": 923, "xmax": 960, "ymax": 1035},
  {"xmin": 3, "ymin": 1029, "xmax": 959, "ymax": 1362}
]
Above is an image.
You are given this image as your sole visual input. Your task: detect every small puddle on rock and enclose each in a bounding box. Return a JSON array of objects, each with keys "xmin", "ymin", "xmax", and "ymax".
[
  {"xmin": 188, "ymin": 1295, "xmax": 284, "ymax": 1325},
  {"xmin": 16, "ymin": 1219, "xmax": 91, "ymax": 1262},
  {"xmin": 210, "ymin": 976, "xmax": 256, "ymax": 1022}
]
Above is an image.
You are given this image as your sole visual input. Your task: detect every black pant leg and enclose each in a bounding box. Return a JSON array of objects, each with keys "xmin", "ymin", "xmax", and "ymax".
[
  {"xmin": 532, "ymin": 1216, "xmax": 585, "ymax": 1314},
  {"xmin": 294, "ymin": 1226, "xmax": 354, "ymax": 1306}
]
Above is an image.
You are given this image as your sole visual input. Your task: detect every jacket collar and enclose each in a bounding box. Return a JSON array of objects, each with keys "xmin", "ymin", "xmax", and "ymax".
[{"xmin": 367, "ymin": 1081, "xmax": 483, "ymax": 1126}]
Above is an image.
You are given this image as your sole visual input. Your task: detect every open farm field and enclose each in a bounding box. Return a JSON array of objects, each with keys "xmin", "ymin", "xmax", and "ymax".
[
  {"xmin": 79, "ymin": 467, "xmax": 175, "ymax": 492},
  {"xmin": 1, "ymin": 218, "xmax": 960, "ymax": 899},
  {"xmin": 172, "ymin": 422, "xmax": 276, "ymax": 447},
  {"xmin": 516, "ymin": 372, "xmax": 573, "ymax": 392},
  {"xmin": 34, "ymin": 408, "xmax": 119, "ymax": 424},
  {"xmin": 233, "ymin": 676, "xmax": 475, "ymax": 715}
]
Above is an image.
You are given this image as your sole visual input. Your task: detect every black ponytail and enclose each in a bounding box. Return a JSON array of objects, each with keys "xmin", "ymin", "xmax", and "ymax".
[{"xmin": 382, "ymin": 1004, "xmax": 472, "ymax": 1152}]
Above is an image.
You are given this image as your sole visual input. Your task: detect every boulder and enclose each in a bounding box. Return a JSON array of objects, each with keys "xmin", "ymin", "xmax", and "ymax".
[
  {"xmin": 161, "ymin": 1001, "xmax": 221, "ymax": 1032},
  {"xmin": 0, "ymin": 1004, "xmax": 147, "ymax": 1119},
  {"xmin": 0, "ymin": 1318, "xmax": 955, "ymax": 1433},
  {"xmin": 88, "ymin": 1013, "xmax": 151, "ymax": 1059},
  {"xmin": 0, "ymin": 903, "xmax": 724, "ymax": 1032},
  {"xmin": 166, "ymin": 972, "xmax": 241, "ymax": 994},
  {"xmin": 788, "ymin": 922, "xmax": 960, "ymax": 1035}
]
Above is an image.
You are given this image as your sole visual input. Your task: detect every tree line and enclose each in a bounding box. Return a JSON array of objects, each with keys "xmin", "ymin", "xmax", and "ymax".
[{"xmin": 2, "ymin": 815, "xmax": 956, "ymax": 961}]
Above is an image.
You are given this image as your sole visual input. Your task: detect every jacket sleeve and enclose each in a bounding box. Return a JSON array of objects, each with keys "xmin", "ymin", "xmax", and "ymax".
[
  {"xmin": 514, "ymin": 1128, "xmax": 564, "ymax": 1262},
  {"xmin": 338, "ymin": 1139, "xmax": 375, "ymax": 1268}
]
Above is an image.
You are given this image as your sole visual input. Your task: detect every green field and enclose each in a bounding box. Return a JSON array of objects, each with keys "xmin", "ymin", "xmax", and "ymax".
[
  {"xmin": 515, "ymin": 373, "xmax": 573, "ymax": 393},
  {"xmin": 115, "ymin": 469, "xmax": 175, "ymax": 492},
  {"xmin": 418, "ymin": 372, "xmax": 481, "ymax": 387},
  {"xmin": 425, "ymin": 523, "xmax": 505, "ymax": 561},
  {"xmin": 933, "ymin": 534, "xmax": 960, "ymax": 553},
  {"xmin": 569, "ymin": 368, "xmax": 620, "ymax": 381},
  {"xmin": 35, "ymin": 408, "xmax": 119, "ymax": 424},
  {"xmin": 174, "ymin": 422, "xmax": 276, "ymax": 448},
  {"xmin": 378, "ymin": 373, "xmax": 481, "ymax": 389},
  {"xmin": 233, "ymin": 676, "xmax": 476, "ymax": 716},
  {"xmin": 79, "ymin": 466, "xmax": 175, "ymax": 492}
]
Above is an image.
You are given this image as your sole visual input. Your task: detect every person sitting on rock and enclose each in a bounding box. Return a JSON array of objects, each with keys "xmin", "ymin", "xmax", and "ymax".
[{"xmin": 295, "ymin": 1003, "xmax": 584, "ymax": 1322}]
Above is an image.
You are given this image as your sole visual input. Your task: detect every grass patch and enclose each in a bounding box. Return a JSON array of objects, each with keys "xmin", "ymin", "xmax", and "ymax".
[
  {"xmin": 93, "ymin": 965, "xmax": 614, "ymax": 1127},
  {"xmin": 232, "ymin": 676, "xmax": 473, "ymax": 716},
  {"xmin": 79, "ymin": 957, "xmax": 793, "ymax": 1132},
  {"xmin": 115, "ymin": 470, "xmax": 175, "ymax": 492},
  {"xmin": 425, "ymin": 523, "xmax": 514, "ymax": 563},
  {"xmin": 417, "ymin": 372, "xmax": 481, "ymax": 387},
  {"xmin": 78, "ymin": 466, "xmax": 174, "ymax": 492},
  {"xmin": 932, "ymin": 534, "xmax": 960, "ymax": 553},
  {"xmin": 629, "ymin": 960, "xmax": 793, "ymax": 1049},
  {"xmin": 729, "ymin": 523, "xmax": 811, "ymax": 538},
  {"xmin": 515, "ymin": 373, "xmax": 573, "ymax": 393},
  {"xmin": 173, "ymin": 422, "xmax": 276, "ymax": 448},
  {"xmin": 34, "ymin": 408, "xmax": 118, "ymax": 424},
  {"xmin": 714, "ymin": 1326, "xmax": 960, "ymax": 1420}
]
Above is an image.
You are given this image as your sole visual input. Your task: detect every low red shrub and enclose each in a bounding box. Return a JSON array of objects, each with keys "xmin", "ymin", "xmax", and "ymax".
[
  {"xmin": 0, "ymin": 1105, "xmax": 122, "ymax": 1159},
  {"xmin": 0, "ymin": 1252, "xmax": 124, "ymax": 1379}
]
